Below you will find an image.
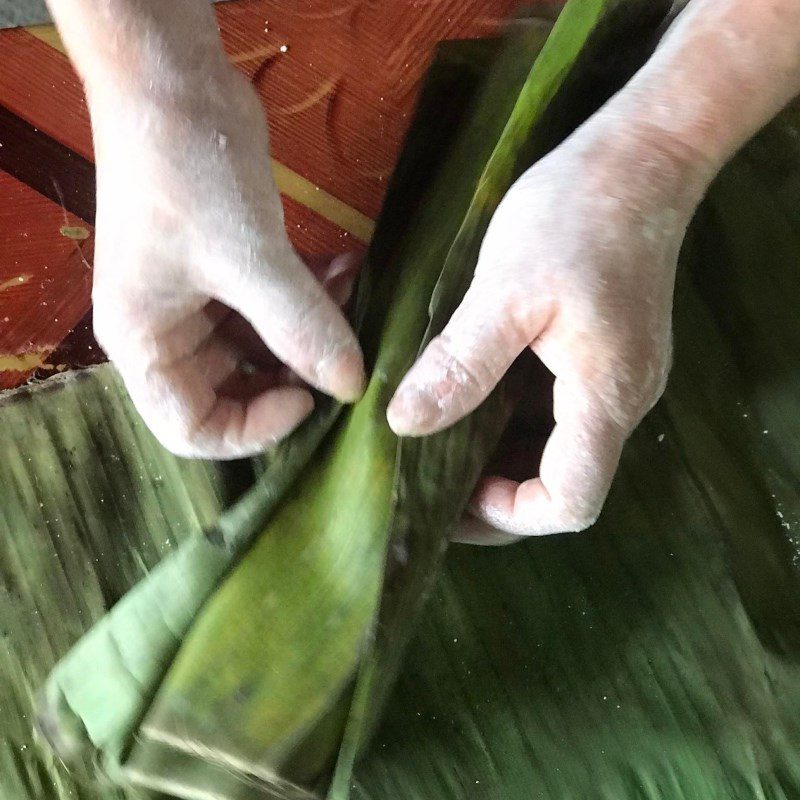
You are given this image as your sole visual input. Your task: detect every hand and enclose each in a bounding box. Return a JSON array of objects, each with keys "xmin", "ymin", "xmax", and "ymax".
[
  {"xmin": 89, "ymin": 65, "xmax": 365, "ymax": 459},
  {"xmin": 388, "ymin": 122, "xmax": 707, "ymax": 540}
]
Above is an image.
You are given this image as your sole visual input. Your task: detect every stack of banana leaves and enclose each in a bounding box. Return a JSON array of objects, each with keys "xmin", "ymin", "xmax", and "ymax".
[{"xmin": 3, "ymin": 0, "xmax": 800, "ymax": 797}]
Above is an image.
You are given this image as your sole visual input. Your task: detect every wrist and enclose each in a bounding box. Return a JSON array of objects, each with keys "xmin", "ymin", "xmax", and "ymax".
[
  {"xmin": 572, "ymin": 99, "xmax": 718, "ymax": 216},
  {"xmin": 84, "ymin": 42, "xmax": 232, "ymax": 112},
  {"xmin": 85, "ymin": 57, "xmax": 258, "ymax": 163},
  {"xmin": 50, "ymin": 0, "xmax": 231, "ymax": 114}
]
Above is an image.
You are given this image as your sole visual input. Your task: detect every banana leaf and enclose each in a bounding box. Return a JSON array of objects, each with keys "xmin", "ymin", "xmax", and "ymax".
[
  {"xmin": 350, "ymin": 98, "xmax": 800, "ymax": 799},
  {"xmin": 36, "ymin": 2, "xmax": 671, "ymax": 797},
  {"xmin": 2, "ymin": 2, "xmax": 800, "ymax": 800}
]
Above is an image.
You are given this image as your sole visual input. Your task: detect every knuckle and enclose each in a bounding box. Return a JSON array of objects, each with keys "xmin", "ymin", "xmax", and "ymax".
[
  {"xmin": 505, "ymin": 290, "xmax": 545, "ymax": 342},
  {"xmin": 559, "ymin": 506, "xmax": 601, "ymax": 534},
  {"xmin": 434, "ymin": 334, "xmax": 488, "ymax": 395},
  {"xmin": 587, "ymin": 339, "xmax": 672, "ymax": 429},
  {"xmin": 123, "ymin": 372, "xmax": 206, "ymax": 456},
  {"xmin": 151, "ymin": 412, "xmax": 208, "ymax": 458}
]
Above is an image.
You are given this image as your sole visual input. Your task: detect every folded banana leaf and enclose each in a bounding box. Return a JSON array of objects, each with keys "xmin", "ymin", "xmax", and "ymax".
[
  {"xmin": 34, "ymin": 2, "xmax": 671, "ymax": 798},
  {"xmin": 2, "ymin": 1, "xmax": 800, "ymax": 800}
]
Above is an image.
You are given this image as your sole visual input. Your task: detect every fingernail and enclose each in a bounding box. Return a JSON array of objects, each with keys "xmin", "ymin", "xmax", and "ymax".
[
  {"xmin": 319, "ymin": 347, "xmax": 366, "ymax": 403},
  {"xmin": 386, "ymin": 385, "xmax": 440, "ymax": 436}
]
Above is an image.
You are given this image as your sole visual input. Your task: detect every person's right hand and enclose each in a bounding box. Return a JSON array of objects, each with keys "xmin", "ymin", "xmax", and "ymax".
[
  {"xmin": 89, "ymin": 64, "xmax": 365, "ymax": 459},
  {"xmin": 388, "ymin": 113, "xmax": 708, "ymax": 540}
]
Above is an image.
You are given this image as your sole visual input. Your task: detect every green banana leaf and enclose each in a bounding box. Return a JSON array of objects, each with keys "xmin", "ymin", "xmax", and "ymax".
[
  {"xmin": 29, "ymin": 25, "xmax": 528, "ymax": 796},
  {"xmin": 0, "ymin": 368, "xmax": 233, "ymax": 800},
  {"xmin": 102, "ymin": 7, "xmax": 620, "ymax": 797},
  {"xmin": 2, "ymin": 2, "xmax": 800, "ymax": 800},
  {"xmin": 37, "ymin": 2, "xmax": 671, "ymax": 797},
  {"xmin": 350, "ymin": 99, "xmax": 800, "ymax": 798}
]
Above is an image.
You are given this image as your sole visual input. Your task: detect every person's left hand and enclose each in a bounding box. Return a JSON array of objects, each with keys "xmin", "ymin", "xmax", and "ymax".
[{"xmin": 387, "ymin": 121, "xmax": 707, "ymax": 543}]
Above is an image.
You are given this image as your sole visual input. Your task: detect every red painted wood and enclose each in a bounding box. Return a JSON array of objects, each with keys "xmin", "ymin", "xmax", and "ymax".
[
  {"xmin": 282, "ymin": 195, "xmax": 366, "ymax": 257},
  {"xmin": 0, "ymin": 0, "xmax": 560, "ymax": 389},
  {"xmin": 0, "ymin": 29, "xmax": 93, "ymax": 159},
  {"xmin": 0, "ymin": 171, "xmax": 93, "ymax": 387},
  {"xmin": 219, "ymin": 0, "xmax": 520, "ymax": 218}
]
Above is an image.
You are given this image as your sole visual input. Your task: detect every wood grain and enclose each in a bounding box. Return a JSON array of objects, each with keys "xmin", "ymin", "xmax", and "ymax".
[
  {"xmin": 0, "ymin": 0, "xmax": 559, "ymax": 390},
  {"xmin": 0, "ymin": 171, "xmax": 93, "ymax": 388}
]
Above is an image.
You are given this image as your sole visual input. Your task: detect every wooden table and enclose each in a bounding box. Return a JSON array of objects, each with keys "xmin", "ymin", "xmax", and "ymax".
[{"xmin": 0, "ymin": 0, "xmax": 567, "ymax": 390}]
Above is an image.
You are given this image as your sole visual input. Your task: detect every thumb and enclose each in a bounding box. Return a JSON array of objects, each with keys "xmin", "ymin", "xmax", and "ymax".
[
  {"xmin": 387, "ymin": 280, "xmax": 542, "ymax": 436},
  {"xmin": 220, "ymin": 248, "xmax": 366, "ymax": 402}
]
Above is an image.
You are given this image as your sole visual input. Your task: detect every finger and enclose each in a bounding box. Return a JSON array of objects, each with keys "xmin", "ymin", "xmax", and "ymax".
[
  {"xmin": 118, "ymin": 336, "xmax": 313, "ymax": 459},
  {"xmin": 209, "ymin": 252, "xmax": 364, "ymax": 379},
  {"xmin": 451, "ymin": 514, "xmax": 523, "ymax": 546},
  {"xmin": 220, "ymin": 249, "xmax": 366, "ymax": 403},
  {"xmin": 182, "ymin": 388, "xmax": 314, "ymax": 459},
  {"xmin": 214, "ymin": 311, "xmax": 281, "ymax": 374},
  {"xmin": 302, "ymin": 251, "xmax": 364, "ymax": 308},
  {"xmin": 95, "ymin": 294, "xmax": 213, "ymax": 368},
  {"xmin": 387, "ymin": 284, "xmax": 543, "ymax": 436},
  {"xmin": 469, "ymin": 377, "xmax": 628, "ymax": 536},
  {"xmin": 319, "ymin": 251, "xmax": 363, "ymax": 308}
]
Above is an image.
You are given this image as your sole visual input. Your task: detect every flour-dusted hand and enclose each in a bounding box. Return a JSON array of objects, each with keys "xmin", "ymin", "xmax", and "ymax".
[
  {"xmin": 388, "ymin": 123, "xmax": 702, "ymax": 538},
  {"xmin": 390, "ymin": 0, "xmax": 800, "ymax": 540},
  {"xmin": 45, "ymin": 0, "xmax": 800, "ymax": 478},
  {"xmin": 46, "ymin": 0, "xmax": 365, "ymax": 459},
  {"xmin": 90, "ymin": 69, "xmax": 364, "ymax": 458}
]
